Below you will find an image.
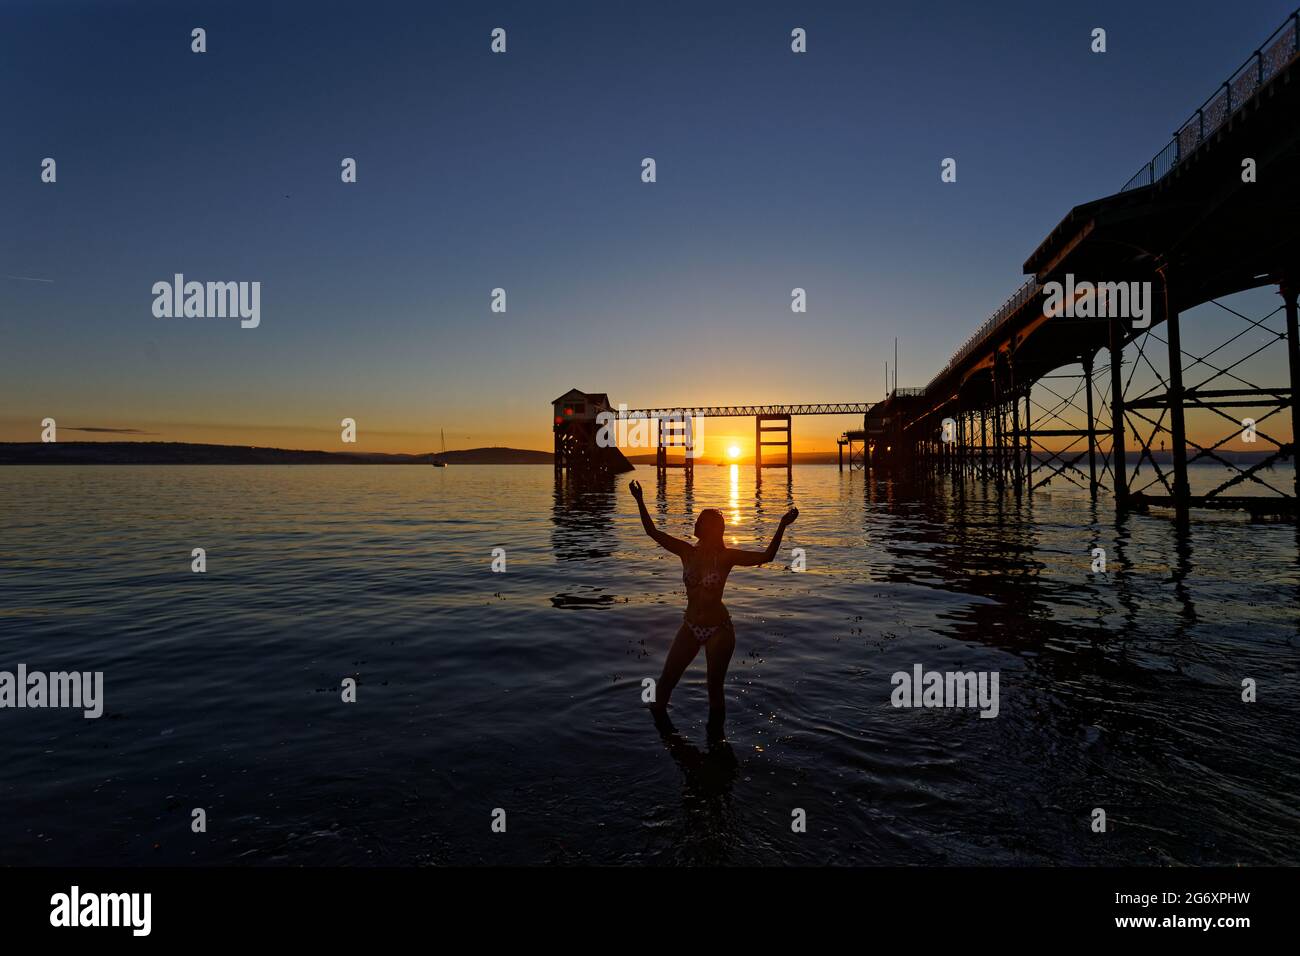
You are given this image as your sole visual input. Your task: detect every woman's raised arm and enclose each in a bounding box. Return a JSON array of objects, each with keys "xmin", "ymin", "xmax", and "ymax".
[
  {"xmin": 629, "ymin": 480, "xmax": 692, "ymax": 557},
  {"xmin": 728, "ymin": 508, "xmax": 798, "ymax": 566}
]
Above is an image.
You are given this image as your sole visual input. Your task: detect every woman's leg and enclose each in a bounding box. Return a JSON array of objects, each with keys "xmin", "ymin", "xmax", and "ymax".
[
  {"xmin": 652, "ymin": 623, "xmax": 700, "ymax": 713},
  {"xmin": 703, "ymin": 624, "xmax": 736, "ymax": 742}
]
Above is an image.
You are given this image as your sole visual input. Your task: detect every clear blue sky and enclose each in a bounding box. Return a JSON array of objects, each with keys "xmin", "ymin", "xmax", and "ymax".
[{"xmin": 2, "ymin": 0, "xmax": 1293, "ymax": 450}]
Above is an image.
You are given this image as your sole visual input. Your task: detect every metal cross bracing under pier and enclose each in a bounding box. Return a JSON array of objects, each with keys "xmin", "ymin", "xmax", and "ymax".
[
  {"xmin": 838, "ymin": 430, "xmax": 867, "ymax": 472},
  {"xmin": 888, "ymin": 291, "xmax": 1297, "ymax": 520},
  {"xmin": 1104, "ymin": 292, "xmax": 1297, "ymax": 518},
  {"xmin": 869, "ymin": 7, "xmax": 1300, "ymax": 521}
]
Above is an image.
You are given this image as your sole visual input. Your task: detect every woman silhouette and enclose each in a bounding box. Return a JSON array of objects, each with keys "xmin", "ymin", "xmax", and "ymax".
[{"xmin": 629, "ymin": 480, "xmax": 797, "ymax": 741}]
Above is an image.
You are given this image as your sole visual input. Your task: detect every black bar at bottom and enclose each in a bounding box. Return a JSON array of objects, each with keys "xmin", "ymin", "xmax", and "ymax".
[{"xmin": 0, "ymin": 866, "xmax": 1286, "ymax": 943}]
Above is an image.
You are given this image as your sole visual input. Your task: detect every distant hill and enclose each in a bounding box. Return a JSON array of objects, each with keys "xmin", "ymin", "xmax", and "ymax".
[
  {"xmin": 8, "ymin": 442, "xmax": 1278, "ymax": 468},
  {"xmin": 0, "ymin": 442, "xmax": 553, "ymax": 466},
  {"xmin": 436, "ymin": 447, "xmax": 553, "ymax": 465}
]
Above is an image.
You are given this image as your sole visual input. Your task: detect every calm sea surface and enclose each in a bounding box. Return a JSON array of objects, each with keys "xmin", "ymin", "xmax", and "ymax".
[{"xmin": 1, "ymin": 463, "xmax": 1298, "ymax": 865}]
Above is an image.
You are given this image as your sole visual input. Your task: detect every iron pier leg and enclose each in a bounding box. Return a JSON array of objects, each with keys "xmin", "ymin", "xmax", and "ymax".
[
  {"xmin": 1161, "ymin": 267, "xmax": 1191, "ymax": 523},
  {"xmin": 1084, "ymin": 352, "xmax": 1098, "ymax": 499},
  {"xmin": 1024, "ymin": 391, "xmax": 1032, "ymax": 493},
  {"xmin": 1110, "ymin": 317, "xmax": 1129, "ymax": 508},
  {"xmin": 980, "ymin": 409, "xmax": 988, "ymax": 479},
  {"xmin": 1282, "ymin": 279, "xmax": 1300, "ymax": 501}
]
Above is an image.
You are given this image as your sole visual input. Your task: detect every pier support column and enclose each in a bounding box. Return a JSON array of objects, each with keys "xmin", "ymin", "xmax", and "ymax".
[
  {"xmin": 980, "ymin": 409, "xmax": 988, "ymax": 479},
  {"xmin": 1160, "ymin": 267, "xmax": 1191, "ymax": 522},
  {"xmin": 1283, "ymin": 278, "xmax": 1300, "ymax": 500},
  {"xmin": 1024, "ymin": 391, "xmax": 1032, "ymax": 493},
  {"xmin": 1084, "ymin": 352, "xmax": 1098, "ymax": 498},
  {"xmin": 993, "ymin": 402, "xmax": 1003, "ymax": 488},
  {"xmin": 953, "ymin": 414, "xmax": 960, "ymax": 478},
  {"xmin": 656, "ymin": 418, "xmax": 667, "ymax": 479},
  {"xmin": 1011, "ymin": 396, "xmax": 1022, "ymax": 492},
  {"xmin": 1109, "ymin": 317, "xmax": 1129, "ymax": 507},
  {"xmin": 958, "ymin": 413, "xmax": 966, "ymax": 481},
  {"xmin": 943, "ymin": 424, "xmax": 949, "ymax": 478},
  {"xmin": 756, "ymin": 414, "xmax": 792, "ymax": 473},
  {"xmin": 1001, "ymin": 401, "xmax": 1010, "ymax": 487},
  {"xmin": 683, "ymin": 416, "xmax": 695, "ymax": 482},
  {"xmin": 970, "ymin": 410, "xmax": 977, "ymax": 480}
]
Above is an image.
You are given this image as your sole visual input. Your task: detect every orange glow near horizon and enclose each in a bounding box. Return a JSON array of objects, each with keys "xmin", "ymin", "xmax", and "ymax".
[{"xmin": 1, "ymin": 406, "xmax": 1288, "ymax": 458}]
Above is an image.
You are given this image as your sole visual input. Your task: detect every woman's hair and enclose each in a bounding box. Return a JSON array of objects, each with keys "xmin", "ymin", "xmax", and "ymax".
[{"xmin": 694, "ymin": 508, "xmax": 725, "ymax": 544}]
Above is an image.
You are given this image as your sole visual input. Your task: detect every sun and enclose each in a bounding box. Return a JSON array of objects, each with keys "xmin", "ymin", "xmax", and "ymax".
[{"xmin": 727, "ymin": 444, "xmax": 742, "ymax": 460}]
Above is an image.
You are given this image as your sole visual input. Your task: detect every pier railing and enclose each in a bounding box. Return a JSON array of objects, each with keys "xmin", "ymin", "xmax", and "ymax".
[
  {"xmin": 1122, "ymin": 9, "xmax": 1300, "ymax": 192},
  {"xmin": 925, "ymin": 278, "xmax": 1040, "ymax": 395}
]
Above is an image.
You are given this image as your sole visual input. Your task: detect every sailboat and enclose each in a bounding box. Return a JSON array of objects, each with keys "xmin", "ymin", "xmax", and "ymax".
[{"xmin": 432, "ymin": 428, "xmax": 447, "ymax": 466}]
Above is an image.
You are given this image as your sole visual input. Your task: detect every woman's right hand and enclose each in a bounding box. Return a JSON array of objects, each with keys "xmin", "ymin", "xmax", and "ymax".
[{"xmin": 629, "ymin": 480, "xmax": 643, "ymax": 501}]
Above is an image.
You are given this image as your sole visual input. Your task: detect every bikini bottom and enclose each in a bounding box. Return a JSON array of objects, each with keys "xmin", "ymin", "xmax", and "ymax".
[{"xmin": 684, "ymin": 610, "xmax": 732, "ymax": 644}]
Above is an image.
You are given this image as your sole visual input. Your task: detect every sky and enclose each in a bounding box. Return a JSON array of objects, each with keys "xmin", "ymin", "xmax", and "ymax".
[{"xmin": 2, "ymin": 0, "xmax": 1295, "ymax": 454}]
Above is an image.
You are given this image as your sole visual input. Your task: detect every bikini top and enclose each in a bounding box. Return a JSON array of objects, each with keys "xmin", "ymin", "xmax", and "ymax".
[{"xmin": 683, "ymin": 550, "xmax": 725, "ymax": 592}]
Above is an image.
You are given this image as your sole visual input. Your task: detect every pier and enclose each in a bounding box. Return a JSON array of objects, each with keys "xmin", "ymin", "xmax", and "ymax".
[
  {"xmin": 552, "ymin": 395, "xmax": 873, "ymax": 480},
  {"xmin": 554, "ymin": 9, "xmax": 1300, "ymax": 521},
  {"xmin": 870, "ymin": 8, "xmax": 1300, "ymax": 520}
]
